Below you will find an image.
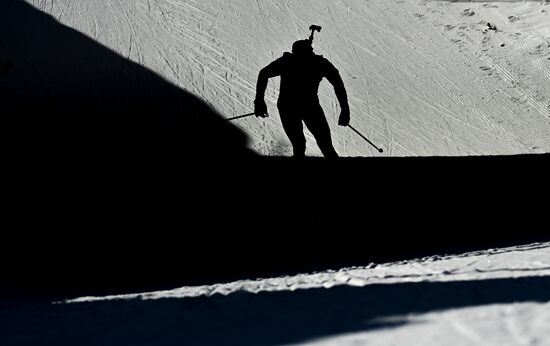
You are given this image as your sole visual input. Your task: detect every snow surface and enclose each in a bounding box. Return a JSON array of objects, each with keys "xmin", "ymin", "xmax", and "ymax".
[
  {"xmin": 1, "ymin": 1, "xmax": 550, "ymax": 345},
  {"xmin": 2, "ymin": 242, "xmax": 550, "ymax": 345},
  {"xmin": 12, "ymin": 0, "xmax": 550, "ymax": 156}
]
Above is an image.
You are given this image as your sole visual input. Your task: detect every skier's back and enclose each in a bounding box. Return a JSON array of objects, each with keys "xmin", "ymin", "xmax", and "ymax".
[{"xmin": 255, "ymin": 40, "xmax": 350, "ymax": 158}]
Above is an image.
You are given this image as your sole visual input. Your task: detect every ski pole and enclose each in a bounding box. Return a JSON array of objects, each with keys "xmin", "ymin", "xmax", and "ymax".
[
  {"xmin": 348, "ymin": 124, "xmax": 384, "ymax": 153},
  {"xmin": 227, "ymin": 112, "xmax": 255, "ymax": 121}
]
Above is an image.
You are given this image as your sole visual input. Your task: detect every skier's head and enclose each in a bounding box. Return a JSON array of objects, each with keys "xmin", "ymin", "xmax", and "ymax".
[{"xmin": 292, "ymin": 40, "xmax": 313, "ymax": 56}]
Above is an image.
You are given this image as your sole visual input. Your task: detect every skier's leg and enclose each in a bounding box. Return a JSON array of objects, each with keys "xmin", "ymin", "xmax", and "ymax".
[
  {"xmin": 304, "ymin": 106, "xmax": 338, "ymax": 158},
  {"xmin": 279, "ymin": 108, "xmax": 306, "ymax": 157}
]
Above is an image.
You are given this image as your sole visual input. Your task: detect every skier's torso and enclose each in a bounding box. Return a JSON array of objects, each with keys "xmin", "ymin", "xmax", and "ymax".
[{"xmin": 277, "ymin": 53, "xmax": 327, "ymax": 107}]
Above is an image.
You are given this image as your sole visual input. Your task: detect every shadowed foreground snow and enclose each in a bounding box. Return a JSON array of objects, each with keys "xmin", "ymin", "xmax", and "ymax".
[{"xmin": 2, "ymin": 242, "xmax": 550, "ymax": 346}]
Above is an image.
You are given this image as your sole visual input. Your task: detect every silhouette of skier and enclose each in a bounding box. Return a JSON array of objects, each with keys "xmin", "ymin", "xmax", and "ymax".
[{"xmin": 254, "ymin": 39, "xmax": 350, "ymax": 158}]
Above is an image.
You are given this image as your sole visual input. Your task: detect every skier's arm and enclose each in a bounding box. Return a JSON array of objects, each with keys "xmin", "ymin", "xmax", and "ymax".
[
  {"xmin": 324, "ymin": 61, "xmax": 350, "ymax": 126},
  {"xmin": 324, "ymin": 62, "xmax": 349, "ymax": 112},
  {"xmin": 255, "ymin": 56, "xmax": 286, "ymax": 100},
  {"xmin": 254, "ymin": 55, "xmax": 286, "ymax": 118}
]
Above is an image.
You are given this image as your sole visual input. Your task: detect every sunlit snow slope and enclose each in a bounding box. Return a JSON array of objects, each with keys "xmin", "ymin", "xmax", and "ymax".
[{"xmin": 14, "ymin": 0, "xmax": 550, "ymax": 156}]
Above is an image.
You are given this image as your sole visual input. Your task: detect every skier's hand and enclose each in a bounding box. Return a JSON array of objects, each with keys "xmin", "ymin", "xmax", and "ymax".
[
  {"xmin": 254, "ymin": 99, "xmax": 269, "ymax": 118},
  {"xmin": 338, "ymin": 106, "xmax": 350, "ymax": 126}
]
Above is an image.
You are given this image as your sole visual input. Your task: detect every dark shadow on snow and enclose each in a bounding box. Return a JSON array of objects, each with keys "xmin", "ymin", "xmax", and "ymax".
[
  {"xmin": 2, "ymin": 153, "xmax": 549, "ymax": 302},
  {"xmin": 1, "ymin": 0, "xmax": 549, "ymax": 302},
  {"xmin": 2, "ymin": 275, "xmax": 550, "ymax": 345},
  {"xmin": 0, "ymin": 0, "xmax": 252, "ymax": 162},
  {"xmin": 1, "ymin": 0, "xmax": 254, "ymax": 291}
]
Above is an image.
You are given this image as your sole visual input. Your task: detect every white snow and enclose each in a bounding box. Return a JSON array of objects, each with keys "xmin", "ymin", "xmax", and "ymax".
[
  {"xmin": 1, "ymin": 242, "xmax": 549, "ymax": 345},
  {"xmin": 301, "ymin": 302, "xmax": 550, "ymax": 346},
  {"xmin": 2, "ymin": 1, "xmax": 550, "ymax": 345},
  {"xmin": 17, "ymin": 0, "xmax": 550, "ymax": 157},
  {"xmin": 65, "ymin": 242, "xmax": 550, "ymax": 302}
]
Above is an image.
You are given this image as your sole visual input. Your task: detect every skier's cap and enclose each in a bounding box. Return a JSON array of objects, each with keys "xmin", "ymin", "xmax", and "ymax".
[{"xmin": 292, "ymin": 40, "xmax": 313, "ymax": 55}]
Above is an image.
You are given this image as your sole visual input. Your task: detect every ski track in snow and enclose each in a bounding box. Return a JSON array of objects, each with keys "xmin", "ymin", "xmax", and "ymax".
[{"xmin": 24, "ymin": 0, "xmax": 550, "ymax": 157}]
